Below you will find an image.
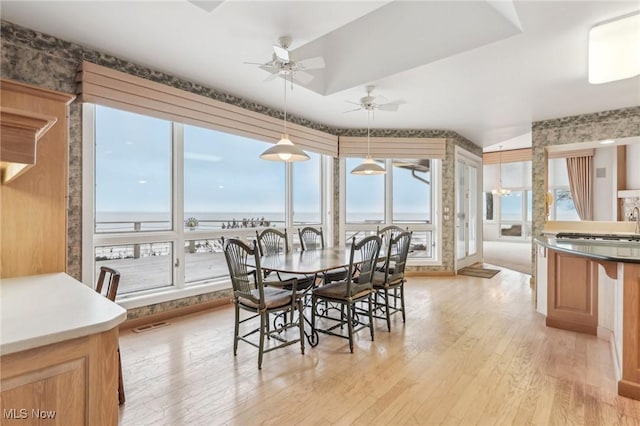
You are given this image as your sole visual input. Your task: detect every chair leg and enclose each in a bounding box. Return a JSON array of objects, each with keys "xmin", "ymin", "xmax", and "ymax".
[
  {"xmin": 347, "ymin": 303, "xmax": 354, "ymax": 353},
  {"xmin": 117, "ymin": 347, "xmax": 125, "ymax": 405},
  {"xmin": 297, "ymin": 300, "xmax": 305, "ymax": 355},
  {"xmin": 258, "ymin": 313, "xmax": 266, "ymax": 369},
  {"xmin": 234, "ymin": 303, "xmax": 240, "ymax": 356},
  {"xmin": 384, "ymin": 289, "xmax": 391, "ymax": 332},
  {"xmin": 311, "ymin": 295, "xmax": 317, "ymax": 335},
  {"xmin": 400, "ymin": 283, "xmax": 406, "ymax": 323},
  {"xmin": 368, "ymin": 295, "xmax": 375, "ymax": 341}
]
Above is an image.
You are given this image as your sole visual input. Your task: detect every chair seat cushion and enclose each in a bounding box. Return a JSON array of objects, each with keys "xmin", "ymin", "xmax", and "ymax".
[
  {"xmin": 371, "ymin": 271, "xmax": 404, "ymax": 288},
  {"xmin": 323, "ymin": 268, "xmax": 348, "ymax": 283},
  {"xmin": 313, "ymin": 281, "xmax": 371, "ymax": 300},
  {"xmin": 239, "ymin": 287, "xmax": 292, "ymax": 310}
]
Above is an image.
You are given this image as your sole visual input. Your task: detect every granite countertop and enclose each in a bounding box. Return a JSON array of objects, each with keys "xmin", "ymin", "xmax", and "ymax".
[
  {"xmin": 535, "ymin": 235, "xmax": 640, "ymax": 264},
  {"xmin": 0, "ymin": 273, "xmax": 127, "ymax": 355}
]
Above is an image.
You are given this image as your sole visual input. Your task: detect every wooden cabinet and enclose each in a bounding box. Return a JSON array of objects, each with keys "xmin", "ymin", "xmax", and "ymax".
[
  {"xmin": 1, "ymin": 329, "xmax": 120, "ymax": 426},
  {"xmin": 0, "ymin": 79, "xmax": 75, "ymax": 278},
  {"xmin": 546, "ymin": 248, "xmax": 598, "ymax": 334}
]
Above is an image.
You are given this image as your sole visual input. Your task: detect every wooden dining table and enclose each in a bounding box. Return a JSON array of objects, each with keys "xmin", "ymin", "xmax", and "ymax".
[{"xmin": 246, "ymin": 247, "xmax": 378, "ymax": 347}]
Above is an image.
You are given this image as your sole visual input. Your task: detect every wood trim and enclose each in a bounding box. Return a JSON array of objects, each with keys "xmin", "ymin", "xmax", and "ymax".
[
  {"xmin": 546, "ymin": 316, "xmax": 597, "ymax": 335},
  {"xmin": 119, "ymin": 298, "xmax": 230, "ymax": 331},
  {"xmin": 0, "ymin": 79, "xmax": 76, "ymax": 104},
  {"xmin": 622, "ymin": 263, "xmax": 640, "ymax": 385},
  {"xmin": 617, "ymin": 145, "xmax": 627, "ymax": 221},
  {"xmin": 338, "ymin": 136, "xmax": 446, "ymax": 159},
  {"xmin": 77, "ymin": 61, "xmax": 338, "ymax": 156},
  {"xmin": 482, "ymin": 148, "xmax": 532, "ymax": 164},
  {"xmin": 546, "ymin": 148, "xmax": 595, "ymax": 159},
  {"xmin": 619, "ymin": 379, "xmax": 640, "ymax": 400}
]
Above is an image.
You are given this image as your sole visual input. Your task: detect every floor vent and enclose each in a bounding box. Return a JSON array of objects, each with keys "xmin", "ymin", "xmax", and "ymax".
[{"xmin": 132, "ymin": 321, "xmax": 170, "ymax": 333}]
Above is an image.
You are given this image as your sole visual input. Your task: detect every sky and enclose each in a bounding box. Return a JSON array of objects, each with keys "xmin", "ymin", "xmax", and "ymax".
[{"xmin": 95, "ymin": 105, "xmax": 433, "ymax": 220}]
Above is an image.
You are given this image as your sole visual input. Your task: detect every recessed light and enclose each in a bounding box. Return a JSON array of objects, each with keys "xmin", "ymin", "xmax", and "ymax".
[
  {"xmin": 600, "ymin": 139, "xmax": 615, "ymax": 145},
  {"xmin": 588, "ymin": 12, "xmax": 640, "ymax": 84}
]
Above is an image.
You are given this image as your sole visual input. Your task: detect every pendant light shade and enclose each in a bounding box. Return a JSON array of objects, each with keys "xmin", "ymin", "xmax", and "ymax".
[
  {"xmin": 351, "ymin": 109, "xmax": 385, "ymax": 175},
  {"xmin": 260, "ymin": 74, "xmax": 309, "ymax": 162},
  {"xmin": 351, "ymin": 157, "xmax": 386, "ymax": 175},
  {"xmin": 260, "ymin": 134, "xmax": 310, "ymax": 162}
]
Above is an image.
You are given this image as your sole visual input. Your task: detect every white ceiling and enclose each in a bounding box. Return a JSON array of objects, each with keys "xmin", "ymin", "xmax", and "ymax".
[{"xmin": 2, "ymin": 0, "xmax": 639, "ymax": 148}]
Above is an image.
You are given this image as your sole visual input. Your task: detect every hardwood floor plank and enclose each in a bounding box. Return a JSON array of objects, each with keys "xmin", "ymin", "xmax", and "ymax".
[{"xmin": 116, "ymin": 272, "xmax": 640, "ymax": 425}]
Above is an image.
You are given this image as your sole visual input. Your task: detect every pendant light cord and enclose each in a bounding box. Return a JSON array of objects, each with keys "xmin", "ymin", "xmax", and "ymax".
[
  {"xmin": 283, "ymin": 76, "xmax": 287, "ymax": 134},
  {"xmin": 367, "ymin": 109, "xmax": 371, "ymax": 156}
]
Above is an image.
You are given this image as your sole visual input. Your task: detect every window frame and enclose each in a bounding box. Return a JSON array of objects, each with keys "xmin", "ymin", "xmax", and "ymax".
[
  {"xmin": 339, "ymin": 157, "xmax": 441, "ymax": 265},
  {"xmin": 83, "ymin": 104, "xmax": 330, "ymax": 309}
]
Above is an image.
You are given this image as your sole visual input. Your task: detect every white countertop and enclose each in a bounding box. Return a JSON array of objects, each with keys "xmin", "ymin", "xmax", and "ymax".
[{"xmin": 0, "ymin": 273, "xmax": 127, "ymax": 355}]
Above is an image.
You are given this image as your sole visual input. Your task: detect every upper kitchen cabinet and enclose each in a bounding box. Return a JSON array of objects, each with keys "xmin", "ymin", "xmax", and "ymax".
[{"xmin": 0, "ymin": 79, "xmax": 75, "ymax": 278}]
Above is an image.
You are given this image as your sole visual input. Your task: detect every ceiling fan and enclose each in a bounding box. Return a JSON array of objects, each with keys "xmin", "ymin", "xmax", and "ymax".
[
  {"xmin": 344, "ymin": 85, "xmax": 404, "ymax": 114},
  {"xmin": 246, "ymin": 36, "xmax": 325, "ymax": 86}
]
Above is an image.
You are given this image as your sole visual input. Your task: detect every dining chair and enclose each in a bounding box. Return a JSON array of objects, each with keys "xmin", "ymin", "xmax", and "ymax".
[
  {"xmin": 311, "ymin": 235, "xmax": 381, "ymax": 353},
  {"xmin": 298, "ymin": 226, "xmax": 348, "ymax": 284},
  {"xmin": 223, "ymin": 238, "xmax": 304, "ymax": 369},
  {"xmin": 376, "ymin": 225, "xmax": 408, "ymax": 245},
  {"xmin": 95, "ymin": 266, "xmax": 125, "ymax": 405},
  {"xmin": 376, "ymin": 225, "xmax": 408, "ymax": 271},
  {"xmin": 256, "ymin": 228, "xmax": 315, "ymax": 290},
  {"xmin": 371, "ymin": 231, "xmax": 412, "ymax": 331}
]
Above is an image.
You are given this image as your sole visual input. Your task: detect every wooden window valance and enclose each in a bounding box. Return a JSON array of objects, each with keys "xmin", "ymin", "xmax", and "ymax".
[
  {"xmin": 483, "ymin": 148, "xmax": 532, "ymax": 164},
  {"xmin": 76, "ymin": 61, "xmax": 338, "ymax": 156},
  {"xmin": 338, "ymin": 137, "xmax": 446, "ymax": 159}
]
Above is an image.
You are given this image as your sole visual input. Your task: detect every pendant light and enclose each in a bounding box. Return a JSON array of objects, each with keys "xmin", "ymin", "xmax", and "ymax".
[
  {"xmin": 350, "ymin": 109, "xmax": 385, "ymax": 175},
  {"xmin": 491, "ymin": 146, "xmax": 511, "ymax": 196},
  {"xmin": 260, "ymin": 74, "xmax": 309, "ymax": 162}
]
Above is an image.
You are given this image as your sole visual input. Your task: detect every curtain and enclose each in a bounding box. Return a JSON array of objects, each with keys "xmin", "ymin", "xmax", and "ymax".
[{"xmin": 566, "ymin": 156, "xmax": 593, "ymax": 220}]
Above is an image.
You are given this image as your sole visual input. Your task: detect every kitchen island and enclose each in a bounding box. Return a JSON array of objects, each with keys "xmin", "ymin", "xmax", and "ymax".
[
  {"xmin": 1, "ymin": 273, "xmax": 127, "ymax": 425},
  {"xmin": 535, "ymin": 234, "xmax": 640, "ymax": 401}
]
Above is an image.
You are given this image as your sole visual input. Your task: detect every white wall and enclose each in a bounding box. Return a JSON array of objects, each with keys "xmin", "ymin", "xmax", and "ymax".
[
  {"xmin": 627, "ymin": 143, "xmax": 640, "ymax": 189},
  {"xmin": 593, "ymin": 146, "xmax": 616, "ymax": 221}
]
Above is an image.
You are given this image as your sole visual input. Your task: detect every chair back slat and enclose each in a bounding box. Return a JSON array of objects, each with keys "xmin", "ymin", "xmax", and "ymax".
[
  {"xmin": 224, "ymin": 238, "xmax": 265, "ymax": 306},
  {"xmin": 96, "ymin": 266, "xmax": 121, "ymax": 302},
  {"xmin": 298, "ymin": 227, "xmax": 324, "ymax": 251},
  {"xmin": 347, "ymin": 235, "xmax": 381, "ymax": 296},
  {"xmin": 256, "ymin": 228, "xmax": 289, "ymax": 256},
  {"xmin": 376, "ymin": 225, "xmax": 407, "ymax": 245},
  {"xmin": 385, "ymin": 231, "xmax": 413, "ymax": 281}
]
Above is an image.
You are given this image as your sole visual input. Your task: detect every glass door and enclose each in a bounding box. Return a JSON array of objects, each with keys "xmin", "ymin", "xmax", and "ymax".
[{"xmin": 455, "ymin": 148, "xmax": 482, "ymax": 269}]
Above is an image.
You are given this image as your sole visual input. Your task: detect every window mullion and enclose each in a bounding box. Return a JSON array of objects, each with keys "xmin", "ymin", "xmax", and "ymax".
[
  {"xmin": 385, "ymin": 159, "xmax": 393, "ymax": 225},
  {"xmin": 174, "ymin": 123, "xmax": 185, "ymax": 289}
]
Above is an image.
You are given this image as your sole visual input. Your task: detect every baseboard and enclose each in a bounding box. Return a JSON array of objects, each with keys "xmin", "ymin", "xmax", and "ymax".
[
  {"xmin": 546, "ymin": 317, "xmax": 597, "ymax": 336},
  {"xmin": 405, "ymin": 270, "xmax": 455, "ymax": 277},
  {"xmin": 119, "ymin": 298, "xmax": 230, "ymax": 331}
]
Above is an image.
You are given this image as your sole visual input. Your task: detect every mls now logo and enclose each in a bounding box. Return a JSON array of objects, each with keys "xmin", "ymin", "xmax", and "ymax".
[{"xmin": 3, "ymin": 408, "xmax": 56, "ymax": 420}]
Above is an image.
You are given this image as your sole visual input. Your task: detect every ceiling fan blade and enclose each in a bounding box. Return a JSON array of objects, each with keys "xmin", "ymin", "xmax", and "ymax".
[
  {"xmin": 258, "ymin": 65, "xmax": 279, "ymax": 74},
  {"xmin": 342, "ymin": 108, "xmax": 363, "ymax": 113},
  {"xmin": 297, "ymin": 56, "xmax": 325, "ymax": 70},
  {"xmin": 263, "ymin": 73, "xmax": 280, "ymax": 82},
  {"xmin": 188, "ymin": 0, "xmax": 224, "ymax": 13},
  {"xmin": 272, "ymin": 45, "xmax": 290, "ymax": 63},
  {"xmin": 345, "ymin": 100, "xmax": 361, "ymax": 106},
  {"xmin": 244, "ymin": 61, "xmax": 268, "ymax": 66},
  {"xmin": 378, "ymin": 103, "xmax": 400, "ymax": 112},
  {"xmin": 292, "ymin": 70, "xmax": 314, "ymax": 85}
]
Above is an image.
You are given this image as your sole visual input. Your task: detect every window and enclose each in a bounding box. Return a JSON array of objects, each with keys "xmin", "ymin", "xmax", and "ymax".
[
  {"xmin": 392, "ymin": 159, "xmax": 431, "ymax": 223},
  {"xmin": 345, "ymin": 157, "xmax": 384, "ymax": 223},
  {"xmin": 553, "ymin": 188, "xmax": 580, "ymax": 221},
  {"xmin": 342, "ymin": 158, "xmax": 439, "ymax": 262},
  {"xmin": 184, "ymin": 125, "xmax": 286, "ymax": 229},
  {"xmin": 95, "ymin": 106, "xmax": 172, "ymax": 233},
  {"xmin": 293, "ymin": 152, "xmax": 322, "ymax": 225},
  {"xmin": 85, "ymin": 104, "xmax": 329, "ymax": 301}
]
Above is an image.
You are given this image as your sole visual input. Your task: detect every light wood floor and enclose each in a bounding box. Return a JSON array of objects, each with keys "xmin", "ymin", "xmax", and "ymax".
[{"xmin": 118, "ymin": 268, "xmax": 640, "ymax": 425}]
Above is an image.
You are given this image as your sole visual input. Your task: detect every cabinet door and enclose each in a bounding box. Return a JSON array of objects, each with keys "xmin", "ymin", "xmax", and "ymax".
[{"xmin": 547, "ymin": 249, "xmax": 598, "ymax": 334}]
